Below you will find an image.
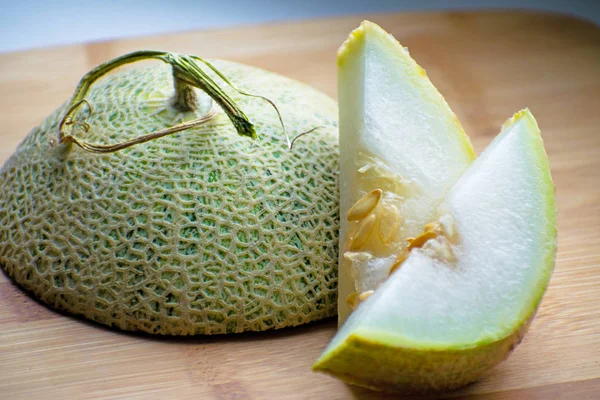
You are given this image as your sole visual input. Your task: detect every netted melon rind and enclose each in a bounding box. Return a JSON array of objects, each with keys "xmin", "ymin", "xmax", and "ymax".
[{"xmin": 0, "ymin": 60, "xmax": 339, "ymax": 335}]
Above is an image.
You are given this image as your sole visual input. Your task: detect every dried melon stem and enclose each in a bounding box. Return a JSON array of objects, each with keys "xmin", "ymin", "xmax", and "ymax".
[{"xmin": 51, "ymin": 50, "xmax": 309, "ymax": 153}]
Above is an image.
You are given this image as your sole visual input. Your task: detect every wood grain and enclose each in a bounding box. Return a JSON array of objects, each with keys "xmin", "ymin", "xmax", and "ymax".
[{"xmin": 1, "ymin": 10, "xmax": 599, "ymax": 400}]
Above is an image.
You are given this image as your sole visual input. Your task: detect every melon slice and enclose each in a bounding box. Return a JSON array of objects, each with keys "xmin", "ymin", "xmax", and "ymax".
[
  {"xmin": 314, "ymin": 109, "xmax": 557, "ymax": 391},
  {"xmin": 337, "ymin": 21, "xmax": 475, "ymax": 323}
]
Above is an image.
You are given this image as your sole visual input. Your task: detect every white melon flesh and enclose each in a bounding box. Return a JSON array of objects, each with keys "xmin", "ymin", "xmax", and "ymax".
[
  {"xmin": 337, "ymin": 21, "xmax": 474, "ymax": 323},
  {"xmin": 314, "ymin": 109, "xmax": 557, "ymax": 392}
]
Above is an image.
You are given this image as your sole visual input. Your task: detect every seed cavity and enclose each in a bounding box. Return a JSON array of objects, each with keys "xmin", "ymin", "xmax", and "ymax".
[
  {"xmin": 348, "ymin": 213, "xmax": 377, "ymax": 251},
  {"xmin": 389, "ymin": 214, "xmax": 459, "ymax": 276},
  {"xmin": 347, "ymin": 189, "xmax": 382, "ymax": 221}
]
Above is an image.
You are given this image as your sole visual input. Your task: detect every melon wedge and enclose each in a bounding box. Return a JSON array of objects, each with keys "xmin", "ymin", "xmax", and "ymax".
[
  {"xmin": 337, "ymin": 21, "xmax": 475, "ymax": 323},
  {"xmin": 314, "ymin": 109, "xmax": 557, "ymax": 392}
]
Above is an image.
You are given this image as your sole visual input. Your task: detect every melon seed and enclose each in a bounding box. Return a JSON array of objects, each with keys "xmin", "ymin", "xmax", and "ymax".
[
  {"xmin": 346, "ymin": 290, "xmax": 375, "ymax": 310},
  {"xmin": 390, "ymin": 219, "xmax": 457, "ymax": 276},
  {"xmin": 358, "ymin": 290, "xmax": 375, "ymax": 301},
  {"xmin": 349, "ymin": 213, "xmax": 377, "ymax": 251},
  {"xmin": 408, "ymin": 230, "xmax": 438, "ymax": 249},
  {"xmin": 347, "ymin": 189, "xmax": 382, "ymax": 221},
  {"xmin": 378, "ymin": 204, "xmax": 400, "ymax": 244},
  {"xmin": 346, "ymin": 292, "xmax": 360, "ymax": 310}
]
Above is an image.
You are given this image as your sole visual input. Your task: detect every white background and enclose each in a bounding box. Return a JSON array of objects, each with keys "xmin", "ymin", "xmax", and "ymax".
[{"xmin": 1, "ymin": 0, "xmax": 599, "ymax": 53}]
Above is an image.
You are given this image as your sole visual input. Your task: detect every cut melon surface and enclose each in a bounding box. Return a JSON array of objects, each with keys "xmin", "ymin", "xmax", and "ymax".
[
  {"xmin": 314, "ymin": 109, "xmax": 557, "ymax": 392},
  {"xmin": 337, "ymin": 21, "xmax": 475, "ymax": 323}
]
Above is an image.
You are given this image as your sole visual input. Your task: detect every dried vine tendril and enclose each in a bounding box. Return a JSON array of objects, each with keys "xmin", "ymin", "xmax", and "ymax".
[{"xmin": 51, "ymin": 50, "xmax": 319, "ymax": 153}]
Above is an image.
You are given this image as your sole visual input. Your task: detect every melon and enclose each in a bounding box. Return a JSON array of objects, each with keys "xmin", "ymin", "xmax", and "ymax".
[
  {"xmin": 0, "ymin": 53, "xmax": 339, "ymax": 335},
  {"xmin": 314, "ymin": 108, "xmax": 556, "ymax": 392},
  {"xmin": 313, "ymin": 21, "xmax": 557, "ymax": 392},
  {"xmin": 335, "ymin": 21, "xmax": 475, "ymax": 324}
]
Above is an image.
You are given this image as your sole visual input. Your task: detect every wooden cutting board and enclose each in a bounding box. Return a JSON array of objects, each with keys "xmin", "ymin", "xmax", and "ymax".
[{"xmin": 1, "ymin": 10, "xmax": 599, "ymax": 400}]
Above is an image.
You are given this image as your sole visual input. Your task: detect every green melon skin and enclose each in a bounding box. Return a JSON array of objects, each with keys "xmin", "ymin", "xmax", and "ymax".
[{"xmin": 0, "ymin": 60, "xmax": 340, "ymax": 335}]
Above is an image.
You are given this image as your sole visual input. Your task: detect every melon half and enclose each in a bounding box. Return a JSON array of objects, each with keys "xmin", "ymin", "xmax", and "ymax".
[
  {"xmin": 0, "ymin": 60, "xmax": 340, "ymax": 335},
  {"xmin": 313, "ymin": 21, "xmax": 557, "ymax": 392}
]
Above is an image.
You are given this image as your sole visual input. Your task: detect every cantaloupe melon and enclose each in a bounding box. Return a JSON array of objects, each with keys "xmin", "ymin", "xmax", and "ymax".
[{"xmin": 0, "ymin": 55, "xmax": 340, "ymax": 335}]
